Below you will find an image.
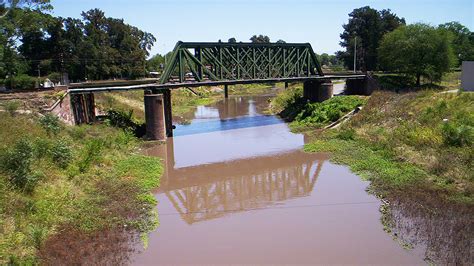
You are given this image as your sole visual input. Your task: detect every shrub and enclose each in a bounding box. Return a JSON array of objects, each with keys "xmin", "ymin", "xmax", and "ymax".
[
  {"xmin": 77, "ymin": 139, "xmax": 105, "ymax": 173},
  {"xmin": 47, "ymin": 72, "xmax": 61, "ymax": 84},
  {"xmin": 337, "ymin": 128, "xmax": 356, "ymax": 140},
  {"xmin": 39, "ymin": 114, "xmax": 61, "ymax": 136},
  {"xmin": 0, "ymin": 139, "xmax": 40, "ymax": 192},
  {"xmin": 294, "ymin": 96, "xmax": 366, "ymax": 128},
  {"xmin": 5, "ymin": 75, "xmax": 38, "ymax": 90},
  {"xmin": 4, "ymin": 100, "xmax": 21, "ymax": 116},
  {"xmin": 50, "ymin": 139, "xmax": 72, "ymax": 169},
  {"xmin": 33, "ymin": 138, "xmax": 51, "ymax": 159},
  {"xmin": 442, "ymin": 122, "xmax": 473, "ymax": 147},
  {"xmin": 105, "ymin": 109, "xmax": 145, "ymax": 136}
]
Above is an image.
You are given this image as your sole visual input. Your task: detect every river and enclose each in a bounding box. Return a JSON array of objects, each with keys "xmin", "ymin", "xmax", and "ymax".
[{"xmin": 131, "ymin": 95, "xmax": 425, "ymax": 265}]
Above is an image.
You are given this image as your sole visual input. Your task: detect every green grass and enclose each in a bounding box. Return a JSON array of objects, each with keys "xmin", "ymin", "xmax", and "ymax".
[
  {"xmin": 273, "ymin": 73, "xmax": 473, "ymax": 205},
  {"xmin": 0, "ymin": 113, "xmax": 163, "ymax": 264}
]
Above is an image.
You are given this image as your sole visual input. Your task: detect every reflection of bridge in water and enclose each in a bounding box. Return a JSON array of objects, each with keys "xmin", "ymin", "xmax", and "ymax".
[{"xmin": 146, "ymin": 140, "xmax": 328, "ymax": 224}]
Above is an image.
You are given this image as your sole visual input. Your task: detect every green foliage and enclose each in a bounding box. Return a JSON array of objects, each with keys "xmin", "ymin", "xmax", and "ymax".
[
  {"xmin": 339, "ymin": 6, "xmax": 405, "ymax": 71},
  {"xmin": 1, "ymin": 2, "xmax": 155, "ymax": 81},
  {"xmin": 442, "ymin": 122, "xmax": 473, "ymax": 147},
  {"xmin": 305, "ymin": 139, "xmax": 427, "ymax": 186},
  {"xmin": 77, "ymin": 138, "xmax": 105, "ymax": 173},
  {"xmin": 47, "ymin": 72, "xmax": 61, "ymax": 83},
  {"xmin": 115, "ymin": 155, "xmax": 162, "ymax": 190},
  {"xmin": 379, "ymin": 23, "xmax": 455, "ymax": 85},
  {"xmin": 4, "ymin": 74, "xmax": 38, "ymax": 90},
  {"xmin": 50, "ymin": 139, "xmax": 72, "ymax": 169},
  {"xmin": 284, "ymin": 95, "xmax": 366, "ymax": 130},
  {"xmin": 0, "ymin": 113, "xmax": 163, "ymax": 264},
  {"xmin": 106, "ymin": 109, "xmax": 139, "ymax": 131},
  {"xmin": 0, "ymin": 139, "xmax": 39, "ymax": 192},
  {"xmin": 303, "ymin": 87, "xmax": 473, "ymax": 205},
  {"xmin": 39, "ymin": 114, "xmax": 61, "ymax": 136},
  {"xmin": 439, "ymin": 21, "xmax": 474, "ymax": 66},
  {"xmin": 270, "ymin": 86, "xmax": 305, "ymax": 121},
  {"xmin": 4, "ymin": 100, "xmax": 21, "ymax": 116}
]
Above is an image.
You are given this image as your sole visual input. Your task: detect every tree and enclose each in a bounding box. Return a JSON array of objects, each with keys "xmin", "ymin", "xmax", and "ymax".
[
  {"xmin": 228, "ymin": 37, "xmax": 236, "ymax": 43},
  {"xmin": 339, "ymin": 6, "xmax": 405, "ymax": 71},
  {"xmin": 276, "ymin": 39, "xmax": 286, "ymax": 44},
  {"xmin": 0, "ymin": 0, "xmax": 52, "ymax": 77},
  {"xmin": 439, "ymin": 21, "xmax": 474, "ymax": 66},
  {"xmin": 378, "ymin": 23, "xmax": 455, "ymax": 86},
  {"xmin": 250, "ymin": 35, "xmax": 270, "ymax": 43}
]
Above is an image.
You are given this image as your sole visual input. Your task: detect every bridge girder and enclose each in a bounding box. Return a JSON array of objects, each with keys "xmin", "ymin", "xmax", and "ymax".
[{"xmin": 160, "ymin": 42, "xmax": 324, "ymax": 84}]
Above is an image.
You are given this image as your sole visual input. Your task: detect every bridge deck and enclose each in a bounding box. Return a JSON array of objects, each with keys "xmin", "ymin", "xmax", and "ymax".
[{"xmin": 68, "ymin": 74, "xmax": 366, "ymax": 94}]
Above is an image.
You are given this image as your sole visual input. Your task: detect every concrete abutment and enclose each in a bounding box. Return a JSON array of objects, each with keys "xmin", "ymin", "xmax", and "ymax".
[{"xmin": 303, "ymin": 80, "xmax": 333, "ymax": 102}]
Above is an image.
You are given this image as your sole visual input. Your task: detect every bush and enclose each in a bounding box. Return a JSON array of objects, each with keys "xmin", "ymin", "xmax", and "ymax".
[
  {"xmin": 77, "ymin": 139, "xmax": 105, "ymax": 173},
  {"xmin": 50, "ymin": 139, "xmax": 72, "ymax": 169},
  {"xmin": 47, "ymin": 72, "xmax": 61, "ymax": 84},
  {"xmin": 39, "ymin": 114, "xmax": 61, "ymax": 136},
  {"xmin": 5, "ymin": 75, "xmax": 38, "ymax": 90},
  {"xmin": 0, "ymin": 139, "xmax": 40, "ymax": 192},
  {"xmin": 294, "ymin": 96, "xmax": 366, "ymax": 127},
  {"xmin": 337, "ymin": 128, "xmax": 356, "ymax": 140},
  {"xmin": 442, "ymin": 122, "xmax": 473, "ymax": 147},
  {"xmin": 4, "ymin": 101, "xmax": 21, "ymax": 116}
]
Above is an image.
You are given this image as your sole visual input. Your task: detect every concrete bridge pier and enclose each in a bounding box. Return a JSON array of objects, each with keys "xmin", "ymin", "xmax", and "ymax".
[
  {"xmin": 303, "ymin": 80, "xmax": 333, "ymax": 102},
  {"xmin": 144, "ymin": 91, "xmax": 166, "ymax": 140},
  {"xmin": 144, "ymin": 89, "xmax": 173, "ymax": 140},
  {"xmin": 71, "ymin": 93, "xmax": 96, "ymax": 124},
  {"xmin": 345, "ymin": 75, "xmax": 377, "ymax": 96},
  {"xmin": 224, "ymin": 85, "xmax": 229, "ymax": 98}
]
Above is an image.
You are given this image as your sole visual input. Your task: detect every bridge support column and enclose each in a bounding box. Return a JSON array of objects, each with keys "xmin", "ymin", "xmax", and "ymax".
[
  {"xmin": 303, "ymin": 80, "xmax": 333, "ymax": 102},
  {"xmin": 163, "ymin": 89, "xmax": 173, "ymax": 137},
  {"xmin": 224, "ymin": 85, "xmax": 229, "ymax": 98},
  {"xmin": 285, "ymin": 82, "xmax": 289, "ymax": 89},
  {"xmin": 144, "ymin": 92, "xmax": 166, "ymax": 140},
  {"xmin": 71, "ymin": 93, "xmax": 96, "ymax": 124},
  {"xmin": 345, "ymin": 75, "xmax": 377, "ymax": 96}
]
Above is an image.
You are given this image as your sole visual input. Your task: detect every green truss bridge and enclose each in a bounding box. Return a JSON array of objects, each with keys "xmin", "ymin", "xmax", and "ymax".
[{"xmin": 67, "ymin": 42, "xmax": 377, "ymax": 140}]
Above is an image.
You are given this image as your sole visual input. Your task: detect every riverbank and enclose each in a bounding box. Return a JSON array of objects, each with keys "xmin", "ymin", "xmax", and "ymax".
[
  {"xmin": 0, "ymin": 113, "xmax": 162, "ymax": 264},
  {"xmin": 270, "ymin": 75, "xmax": 473, "ymax": 263}
]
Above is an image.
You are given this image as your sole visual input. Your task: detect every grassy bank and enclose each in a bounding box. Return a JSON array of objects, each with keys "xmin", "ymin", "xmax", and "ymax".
[
  {"xmin": 0, "ymin": 113, "xmax": 162, "ymax": 264},
  {"xmin": 271, "ymin": 78, "xmax": 473, "ymax": 206}
]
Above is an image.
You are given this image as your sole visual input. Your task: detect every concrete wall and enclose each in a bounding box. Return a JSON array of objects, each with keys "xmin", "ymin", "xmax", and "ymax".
[
  {"xmin": 49, "ymin": 92, "xmax": 75, "ymax": 125},
  {"xmin": 461, "ymin": 61, "xmax": 474, "ymax": 91}
]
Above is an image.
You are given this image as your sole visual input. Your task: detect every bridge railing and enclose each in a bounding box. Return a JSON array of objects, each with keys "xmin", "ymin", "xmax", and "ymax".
[{"xmin": 160, "ymin": 42, "xmax": 324, "ymax": 84}]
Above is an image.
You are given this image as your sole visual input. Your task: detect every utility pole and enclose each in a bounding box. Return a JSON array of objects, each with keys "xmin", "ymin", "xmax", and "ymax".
[{"xmin": 353, "ymin": 36, "xmax": 357, "ymax": 73}]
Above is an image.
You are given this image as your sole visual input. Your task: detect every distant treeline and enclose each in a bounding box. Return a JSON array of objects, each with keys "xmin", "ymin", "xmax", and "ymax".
[{"xmin": 1, "ymin": 1, "xmax": 155, "ymax": 82}]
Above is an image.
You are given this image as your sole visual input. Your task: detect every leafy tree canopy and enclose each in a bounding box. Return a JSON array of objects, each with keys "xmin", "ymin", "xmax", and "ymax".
[
  {"xmin": 339, "ymin": 6, "xmax": 405, "ymax": 71},
  {"xmin": 439, "ymin": 21, "xmax": 474, "ymax": 65},
  {"xmin": 378, "ymin": 23, "xmax": 455, "ymax": 85},
  {"xmin": 250, "ymin": 34, "xmax": 270, "ymax": 43}
]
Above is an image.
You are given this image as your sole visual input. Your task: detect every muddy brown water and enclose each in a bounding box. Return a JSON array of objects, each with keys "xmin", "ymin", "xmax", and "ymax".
[{"xmin": 130, "ymin": 95, "xmax": 426, "ymax": 265}]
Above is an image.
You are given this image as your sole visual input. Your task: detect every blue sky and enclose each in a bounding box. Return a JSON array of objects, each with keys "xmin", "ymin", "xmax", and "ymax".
[{"xmin": 50, "ymin": 0, "xmax": 473, "ymax": 56}]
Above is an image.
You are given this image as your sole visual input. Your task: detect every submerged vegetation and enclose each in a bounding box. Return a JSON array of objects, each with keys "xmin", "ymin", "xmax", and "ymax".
[
  {"xmin": 272, "ymin": 75, "xmax": 473, "ymax": 206},
  {"xmin": 0, "ymin": 113, "xmax": 162, "ymax": 264}
]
